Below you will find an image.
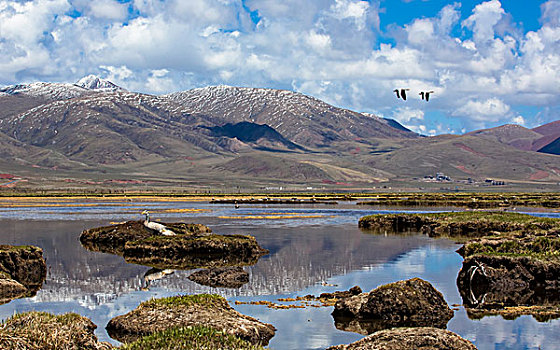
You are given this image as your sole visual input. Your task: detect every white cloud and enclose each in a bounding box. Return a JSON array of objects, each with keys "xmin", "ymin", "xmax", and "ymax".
[
  {"xmin": 89, "ymin": 0, "xmax": 128, "ymax": 21},
  {"xmin": 454, "ymin": 98, "xmax": 511, "ymax": 122},
  {"xmin": 0, "ymin": 0, "xmax": 70, "ymax": 44},
  {"xmin": 306, "ymin": 30, "xmax": 332, "ymax": 53},
  {"xmin": 511, "ymin": 115, "xmax": 525, "ymax": 125},
  {"xmin": 462, "ymin": 0, "xmax": 505, "ymax": 43},
  {"xmin": 0, "ymin": 0, "xmax": 71, "ymax": 81},
  {"xmin": 541, "ymin": 0, "xmax": 560, "ymax": 27},
  {"xmin": 145, "ymin": 68, "xmax": 175, "ymax": 93},
  {"xmin": 437, "ymin": 3, "xmax": 461, "ymax": 35},
  {"xmin": 393, "ymin": 107, "xmax": 424, "ymax": 123},
  {"xmin": 407, "ymin": 19, "xmax": 434, "ymax": 45},
  {"xmin": 391, "ymin": 107, "xmax": 427, "ymax": 134},
  {"xmin": 100, "ymin": 65, "xmax": 133, "ymax": 81},
  {"xmin": 328, "ymin": 0, "xmax": 370, "ymax": 30}
]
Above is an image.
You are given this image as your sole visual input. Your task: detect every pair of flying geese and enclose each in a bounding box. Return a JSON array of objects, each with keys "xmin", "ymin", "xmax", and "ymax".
[{"xmin": 394, "ymin": 88, "xmax": 434, "ymax": 101}]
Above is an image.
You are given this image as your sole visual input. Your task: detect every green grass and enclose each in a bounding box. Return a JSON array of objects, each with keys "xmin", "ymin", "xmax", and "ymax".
[
  {"xmin": 424, "ymin": 211, "xmax": 558, "ymax": 224},
  {"xmin": 463, "ymin": 237, "xmax": 560, "ymax": 261},
  {"xmin": 120, "ymin": 326, "xmax": 266, "ymax": 350},
  {"xmin": 0, "ymin": 245, "xmax": 40, "ymax": 252},
  {"xmin": 360, "ymin": 211, "xmax": 560, "ymax": 226},
  {"xmin": 140, "ymin": 294, "xmax": 227, "ymax": 309}
]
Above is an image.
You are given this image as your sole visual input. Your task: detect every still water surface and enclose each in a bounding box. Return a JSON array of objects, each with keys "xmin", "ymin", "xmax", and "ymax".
[{"xmin": 0, "ymin": 200, "xmax": 558, "ymax": 349}]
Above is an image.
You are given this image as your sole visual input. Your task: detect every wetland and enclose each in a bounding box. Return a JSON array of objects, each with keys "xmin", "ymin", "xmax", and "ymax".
[{"xmin": 0, "ymin": 195, "xmax": 559, "ymax": 349}]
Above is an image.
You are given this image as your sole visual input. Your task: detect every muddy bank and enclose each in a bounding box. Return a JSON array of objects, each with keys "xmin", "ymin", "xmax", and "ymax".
[
  {"xmin": 106, "ymin": 294, "xmax": 275, "ymax": 345},
  {"xmin": 327, "ymin": 327, "xmax": 477, "ymax": 350},
  {"xmin": 332, "ymin": 278, "xmax": 453, "ymax": 334},
  {"xmin": 80, "ymin": 220, "xmax": 212, "ymax": 255},
  {"xmin": 457, "ymin": 254, "xmax": 560, "ymax": 320},
  {"xmin": 123, "ymin": 234, "xmax": 268, "ymax": 270},
  {"xmin": 0, "ymin": 311, "xmax": 111, "ymax": 350},
  {"xmin": 188, "ymin": 267, "xmax": 249, "ymax": 288},
  {"xmin": 0, "ymin": 245, "xmax": 46, "ymax": 304},
  {"xmin": 359, "ymin": 212, "xmax": 559, "ymax": 239}
]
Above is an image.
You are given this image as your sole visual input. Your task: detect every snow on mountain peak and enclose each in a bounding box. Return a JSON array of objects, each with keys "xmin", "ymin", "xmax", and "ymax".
[
  {"xmin": 75, "ymin": 75, "xmax": 124, "ymax": 91},
  {"xmin": 0, "ymin": 82, "xmax": 90, "ymax": 100}
]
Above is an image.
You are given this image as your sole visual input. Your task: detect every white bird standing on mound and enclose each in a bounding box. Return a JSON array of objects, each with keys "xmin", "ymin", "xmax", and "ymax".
[{"xmin": 141, "ymin": 210, "xmax": 176, "ymax": 236}]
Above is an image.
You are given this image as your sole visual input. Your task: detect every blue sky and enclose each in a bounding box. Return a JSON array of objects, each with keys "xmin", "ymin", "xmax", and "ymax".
[{"xmin": 0, "ymin": 0, "xmax": 559, "ymax": 135}]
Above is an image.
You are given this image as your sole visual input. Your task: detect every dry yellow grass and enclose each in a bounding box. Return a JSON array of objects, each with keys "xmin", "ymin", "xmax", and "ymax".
[{"xmin": 218, "ymin": 214, "xmax": 334, "ymax": 220}]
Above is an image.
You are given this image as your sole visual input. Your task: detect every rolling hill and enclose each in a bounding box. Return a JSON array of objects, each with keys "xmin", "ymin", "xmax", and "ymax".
[{"xmin": 468, "ymin": 122, "xmax": 560, "ymax": 156}]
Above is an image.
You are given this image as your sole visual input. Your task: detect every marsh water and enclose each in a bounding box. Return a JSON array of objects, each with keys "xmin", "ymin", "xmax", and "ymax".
[{"xmin": 0, "ymin": 199, "xmax": 559, "ymax": 350}]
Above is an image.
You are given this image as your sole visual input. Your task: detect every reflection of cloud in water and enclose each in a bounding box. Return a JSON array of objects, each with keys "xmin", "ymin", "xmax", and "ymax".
[{"xmin": 392, "ymin": 249, "xmax": 427, "ymax": 275}]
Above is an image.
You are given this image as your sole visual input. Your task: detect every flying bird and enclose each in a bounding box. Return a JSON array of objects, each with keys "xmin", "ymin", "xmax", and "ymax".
[
  {"xmin": 393, "ymin": 88, "xmax": 410, "ymax": 101},
  {"xmin": 419, "ymin": 91, "xmax": 435, "ymax": 102}
]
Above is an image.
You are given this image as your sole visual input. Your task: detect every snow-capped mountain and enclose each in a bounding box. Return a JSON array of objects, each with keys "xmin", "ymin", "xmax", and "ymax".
[
  {"xmin": 168, "ymin": 85, "xmax": 417, "ymax": 148},
  {"xmin": 75, "ymin": 75, "xmax": 125, "ymax": 92},
  {"xmin": 0, "ymin": 82, "xmax": 90, "ymax": 101},
  {"xmin": 0, "ymin": 75, "xmax": 124, "ymax": 103}
]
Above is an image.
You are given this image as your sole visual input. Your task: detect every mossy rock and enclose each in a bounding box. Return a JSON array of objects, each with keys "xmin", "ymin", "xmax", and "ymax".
[
  {"xmin": 327, "ymin": 327, "xmax": 477, "ymax": 350},
  {"xmin": 332, "ymin": 278, "xmax": 453, "ymax": 334}
]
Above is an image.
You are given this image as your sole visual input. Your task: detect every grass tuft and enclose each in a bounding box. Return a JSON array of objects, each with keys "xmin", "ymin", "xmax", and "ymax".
[
  {"xmin": 120, "ymin": 326, "xmax": 266, "ymax": 350},
  {"xmin": 140, "ymin": 294, "xmax": 227, "ymax": 309},
  {"xmin": 0, "ymin": 311, "xmax": 110, "ymax": 350}
]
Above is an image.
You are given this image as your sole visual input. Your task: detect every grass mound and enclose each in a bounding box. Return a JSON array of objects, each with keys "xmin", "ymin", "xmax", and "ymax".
[
  {"xmin": 120, "ymin": 326, "xmax": 266, "ymax": 350},
  {"xmin": 359, "ymin": 211, "xmax": 560, "ymax": 240},
  {"xmin": 0, "ymin": 311, "xmax": 111, "ymax": 350},
  {"xmin": 462, "ymin": 236, "xmax": 560, "ymax": 261},
  {"xmin": 140, "ymin": 294, "xmax": 227, "ymax": 309}
]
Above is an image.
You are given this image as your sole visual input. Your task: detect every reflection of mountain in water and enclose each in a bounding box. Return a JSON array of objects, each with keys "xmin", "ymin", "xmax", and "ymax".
[{"xmin": 0, "ymin": 219, "xmax": 431, "ymax": 309}]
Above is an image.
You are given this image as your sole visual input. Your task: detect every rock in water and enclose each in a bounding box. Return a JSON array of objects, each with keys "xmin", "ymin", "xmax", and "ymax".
[
  {"xmin": 188, "ymin": 266, "xmax": 249, "ymax": 288},
  {"xmin": 327, "ymin": 327, "xmax": 477, "ymax": 350},
  {"xmin": 106, "ymin": 294, "xmax": 276, "ymax": 345},
  {"xmin": 332, "ymin": 278, "xmax": 453, "ymax": 333}
]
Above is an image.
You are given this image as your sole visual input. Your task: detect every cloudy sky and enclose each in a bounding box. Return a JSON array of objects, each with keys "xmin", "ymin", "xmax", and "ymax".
[{"xmin": 0, "ymin": 0, "xmax": 559, "ymax": 134}]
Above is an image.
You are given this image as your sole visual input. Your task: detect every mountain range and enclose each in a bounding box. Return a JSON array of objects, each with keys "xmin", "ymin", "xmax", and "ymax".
[{"xmin": 0, "ymin": 76, "xmax": 559, "ymax": 191}]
